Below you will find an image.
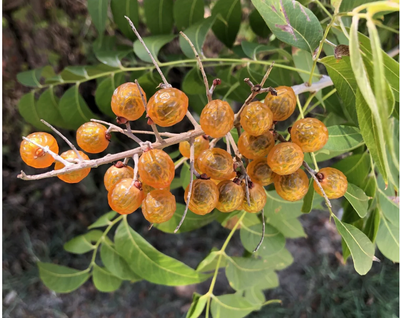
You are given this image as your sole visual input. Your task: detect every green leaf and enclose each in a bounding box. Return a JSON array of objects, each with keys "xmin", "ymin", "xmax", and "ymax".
[
  {"xmin": 134, "ymin": 35, "xmax": 175, "ymax": 63},
  {"xmin": 111, "ymin": 0, "xmax": 139, "ymax": 41},
  {"xmin": 87, "ymin": 0, "xmax": 108, "ymax": 34},
  {"xmin": 17, "ymin": 68, "xmax": 43, "ymax": 87},
  {"xmin": 242, "ymin": 287, "xmax": 266, "ymax": 309},
  {"xmin": 180, "ymin": 162, "xmax": 191, "ymax": 190},
  {"xmin": 64, "ymin": 230, "xmax": 103, "ymax": 254},
  {"xmin": 267, "ymin": 217, "xmax": 306, "ymax": 239},
  {"xmin": 249, "ymin": 9, "xmax": 270, "ymax": 38},
  {"xmin": 210, "ymin": 294, "xmax": 257, "ymax": 318},
  {"xmin": 155, "ymin": 203, "xmax": 216, "ymax": 233},
  {"xmin": 251, "ymin": 0, "xmax": 323, "ymax": 52},
  {"xmin": 182, "ymin": 68, "xmax": 207, "ymax": 95},
  {"xmin": 344, "ymin": 183, "xmax": 369, "ymax": 218},
  {"xmin": 197, "ymin": 250, "xmax": 227, "ymax": 272},
  {"xmin": 95, "ymin": 74, "xmax": 125, "ymax": 117},
  {"xmin": 170, "ymin": 177, "xmax": 183, "ymax": 190},
  {"xmin": 37, "ymin": 87, "xmax": 71, "ymax": 130},
  {"xmin": 60, "ymin": 66, "xmax": 89, "ymax": 81},
  {"xmin": 301, "ymin": 179, "xmax": 315, "ymax": 214},
  {"xmin": 241, "ymin": 41, "xmax": 292, "ymax": 61},
  {"xmin": 92, "ymin": 265, "xmax": 122, "ymax": 292},
  {"xmin": 18, "ymin": 92, "xmax": 51, "ymax": 131},
  {"xmin": 179, "ymin": 17, "xmax": 216, "ymax": 58},
  {"xmin": 211, "ymin": 0, "xmax": 242, "ymax": 48},
  {"xmin": 59, "ymin": 85, "xmax": 97, "ymax": 129},
  {"xmin": 88, "ymin": 211, "xmax": 118, "ymax": 229},
  {"xmin": 339, "ymin": 0, "xmax": 375, "ymax": 12},
  {"xmin": 94, "ymin": 50, "xmax": 126, "ymax": 68},
  {"xmin": 186, "ymin": 293, "xmax": 208, "ymax": 318},
  {"xmin": 376, "ymin": 215, "xmax": 399, "ymax": 263},
  {"xmin": 173, "ymin": 0, "xmax": 204, "ymax": 30},
  {"xmin": 261, "ymin": 247, "xmax": 294, "ymax": 270},
  {"xmin": 333, "ymin": 216, "xmax": 375, "ymax": 275},
  {"xmin": 333, "ymin": 152, "xmax": 371, "ymax": 189},
  {"xmin": 38, "ymin": 262, "xmax": 90, "ymax": 293},
  {"xmin": 100, "ymin": 240, "xmax": 141, "ymax": 281},
  {"xmin": 363, "ymin": 208, "xmax": 380, "ymax": 243},
  {"xmin": 264, "ymin": 190, "xmax": 303, "ymax": 219},
  {"xmin": 254, "ymin": 270, "xmax": 279, "ymax": 290},
  {"xmin": 143, "ymin": 0, "xmax": 174, "ymax": 35},
  {"xmin": 137, "ymin": 70, "xmax": 163, "ymax": 97},
  {"xmin": 115, "ymin": 219, "xmax": 210, "ymax": 285}
]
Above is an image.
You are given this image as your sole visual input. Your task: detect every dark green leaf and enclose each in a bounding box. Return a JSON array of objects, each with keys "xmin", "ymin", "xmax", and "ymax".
[
  {"xmin": 95, "ymin": 74, "xmax": 125, "ymax": 117},
  {"xmin": 60, "ymin": 66, "xmax": 89, "ymax": 81},
  {"xmin": 344, "ymin": 183, "xmax": 369, "ymax": 218},
  {"xmin": 38, "ymin": 262, "xmax": 90, "ymax": 293},
  {"xmin": 186, "ymin": 293, "xmax": 208, "ymax": 318},
  {"xmin": 180, "ymin": 162, "xmax": 191, "ymax": 190},
  {"xmin": 211, "ymin": 0, "xmax": 242, "ymax": 48},
  {"xmin": 170, "ymin": 177, "xmax": 183, "ymax": 190},
  {"xmin": 88, "ymin": 211, "xmax": 118, "ymax": 229},
  {"xmin": 363, "ymin": 208, "xmax": 380, "ymax": 243},
  {"xmin": 111, "ymin": 0, "xmax": 139, "ymax": 40},
  {"xmin": 18, "ymin": 92, "xmax": 51, "ymax": 131},
  {"xmin": 64, "ymin": 230, "xmax": 103, "ymax": 254},
  {"xmin": 17, "ymin": 68, "xmax": 43, "ymax": 87},
  {"xmin": 301, "ymin": 179, "xmax": 315, "ymax": 214},
  {"xmin": 134, "ymin": 35, "xmax": 175, "ymax": 63},
  {"xmin": 37, "ymin": 87, "xmax": 71, "ymax": 130},
  {"xmin": 87, "ymin": 0, "xmax": 108, "ymax": 34},
  {"xmin": 95, "ymin": 50, "xmax": 128, "ymax": 68},
  {"xmin": 210, "ymin": 294, "xmax": 257, "ymax": 318},
  {"xmin": 249, "ymin": 9, "xmax": 270, "ymax": 38},
  {"xmin": 173, "ymin": 0, "xmax": 204, "ymax": 30},
  {"xmin": 182, "ymin": 68, "xmax": 208, "ymax": 95},
  {"xmin": 92, "ymin": 265, "xmax": 122, "ymax": 292},
  {"xmin": 143, "ymin": 0, "xmax": 174, "ymax": 35},
  {"xmin": 251, "ymin": 0, "xmax": 323, "ymax": 52},
  {"xmin": 333, "ymin": 152, "xmax": 371, "ymax": 189},
  {"xmin": 137, "ymin": 70, "xmax": 163, "ymax": 97},
  {"xmin": 241, "ymin": 41, "xmax": 292, "ymax": 60},
  {"xmin": 115, "ymin": 219, "xmax": 210, "ymax": 285}
]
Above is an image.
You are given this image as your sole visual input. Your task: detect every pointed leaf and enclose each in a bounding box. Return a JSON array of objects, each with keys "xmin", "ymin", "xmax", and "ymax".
[
  {"xmin": 267, "ymin": 217, "xmax": 306, "ymax": 239},
  {"xmin": 376, "ymin": 215, "xmax": 399, "ymax": 263},
  {"xmin": 37, "ymin": 87, "xmax": 71, "ymax": 129},
  {"xmin": 301, "ymin": 179, "xmax": 315, "ymax": 214},
  {"xmin": 344, "ymin": 183, "xmax": 369, "ymax": 218},
  {"xmin": 92, "ymin": 265, "xmax": 122, "ymax": 292},
  {"xmin": 173, "ymin": 0, "xmax": 204, "ymax": 30},
  {"xmin": 111, "ymin": 0, "xmax": 139, "ymax": 40},
  {"xmin": 17, "ymin": 68, "xmax": 43, "ymax": 87},
  {"xmin": 88, "ymin": 211, "xmax": 118, "ymax": 229},
  {"xmin": 333, "ymin": 152, "xmax": 371, "ymax": 189},
  {"xmin": 242, "ymin": 287, "xmax": 266, "ymax": 309},
  {"xmin": 242, "ymin": 41, "xmax": 292, "ymax": 60},
  {"xmin": 87, "ymin": 0, "xmax": 108, "ymax": 34},
  {"xmin": 211, "ymin": 294, "xmax": 257, "ymax": 318},
  {"xmin": 18, "ymin": 92, "xmax": 51, "ymax": 131},
  {"xmin": 211, "ymin": 0, "xmax": 241, "ymax": 48},
  {"xmin": 186, "ymin": 293, "xmax": 208, "ymax": 318},
  {"xmin": 249, "ymin": 9, "xmax": 270, "ymax": 38},
  {"xmin": 143, "ymin": 0, "xmax": 174, "ymax": 35},
  {"xmin": 60, "ymin": 66, "xmax": 89, "ymax": 81},
  {"xmin": 363, "ymin": 208, "xmax": 380, "ymax": 243},
  {"xmin": 134, "ymin": 35, "xmax": 175, "ymax": 63},
  {"xmin": 95, "ymin": 74, "xmax": 125, "ymax": 117},
  {"xmin": 64, "ymin": 230, "xmax": 103, "ymax": 254},
  {"xmin": 197, "ymin": 250, "xmax": 227, "ymax": 272}
]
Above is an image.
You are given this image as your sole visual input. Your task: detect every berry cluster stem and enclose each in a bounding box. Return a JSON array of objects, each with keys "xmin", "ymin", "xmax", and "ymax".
[{"xmin": 303, "ymin": 161, "xmax": 332, "ymax": 208}]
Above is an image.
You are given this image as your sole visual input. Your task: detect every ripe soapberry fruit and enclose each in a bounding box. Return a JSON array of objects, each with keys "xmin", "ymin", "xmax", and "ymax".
[
  {"xmin": 240, "ymin": 101, "xmax": 273, "ymax": 136},
  {"xmin": 179, "ymin": 135, "xmax": 209, "ymax": 159},
  {"xmin": 20, "ymin": 132, "xmax": 59, "ymax": 168},
  {"xmin": 111, "ymin": 82, "xmax": 146, "ymax": 121},
  {"xmin": 103, "ymin": 162, "xmax": 134, "ymax": 191},
  {"xmin": 55, "ymin": 150, "xmax": 91, "ymax": 183},
  {"xmin": 246, "ymin": 157, "xmax": 275, "ymax": 186},
  {"xmin": 108, "ymin": 178, "xmax": 144, "ymax": 214},
  {"xmin": 197, "ymin": 148, "xmax": 235, "ymax": 180},
  {"xmin": 142, "ymin": 190, "xmax": 176, "ymax": 223},
  {"xmin": 238, "ymin": 131, "xmax": 275, "ymax": 160},
  {"xmin": 274, "ymin": 169, "xmax": 309, "ymax": 201},
  {"xmin": 185, "ymin": 179, "xmax": 219, "ymax": 215},
  {"xmin": 138, "ymin": 149, "xmax": 175, "ymax": 188},
  {"xmin": 314, "ymin": 167, "xmax": 348, "ymax": 199},
  {"xmin": 76, "ymin": 122, "xmax": 110, "ymax": 154},
  {"xmin": 267, "ymin": 142, "xmax": 304, "ymax": 175},
  {"xmin": 200, "ymin": 99, "xmax": 234, "ymax": 138},
  {"xmin": 290, "ymin": 118, "xmax": 329, "ymax": 152},
  {"xmin": 264, "ymin": 86, "xmax": 296, "ymax": 121},
  {"xmin": 140, "ymin": 176, "xmax": 170, "ymax": 194},
  {"xmin": 147, "ymin": 88, "xmax": 189, "ymax": 127},
  {"xmin": 241, "ymin": 182, "xmax": 267, "ymax": 213},
  {"xmin": 216, "ymin": 180, "xmax": 244, "ymax": 213}
]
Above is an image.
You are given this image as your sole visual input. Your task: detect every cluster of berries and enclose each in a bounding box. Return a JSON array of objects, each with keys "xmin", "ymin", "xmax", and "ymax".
[{"xmin": 19, "ymin": 81, "xmax": 348, "ymax": 226}]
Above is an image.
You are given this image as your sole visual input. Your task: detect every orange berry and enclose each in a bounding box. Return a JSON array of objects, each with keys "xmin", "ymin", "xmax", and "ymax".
[
  {"xmin": 20, "ymin": 132, "xmax": 59, "ymax": 168},
  {"xmin": 240, "ymin": 101, "xmax": 273, "ymax": 136},
  {"xmin": 264, "ymin": 86, "xmax": 296, "ymax": 121},
  {"xmin": 313, "ymin": 167, "xmax": 348, "ymax": 199},
  {"xmin": 104, "ymin": 162, "xmax": 134, "ymax": 191},
  {"xmin": 241, "ymin": 183, "xmax": 267, "ymax": 213},
  {"xmin": 290, "ymin": 118, "xmax": 329, "ymax": 152},
  {"xmin": 108, "ymin": 178, "xmax": 144, "ymax": 214},
  {"xmin": 246, "ymin": 157, "xmax": 275, "ymax": 186},
  {"xmin": 274, "ymin": 169, "xmax": 309, "ymax": 201},
  {"xmin": 200, "ymin": 99, "xmax": 234, "ymax": 138},
  {"xmin": 238, "ymin": 131, "xmax": 275, "ymax": 160},
  {"xmin": 140, "ymin": 177, "xmax": 170, "ymax": 194},
  {"xmin": 138, "ymin": 149, "xmax": 175, "ymax": 188},
  {"xmin": 185, "ymin": 179, "xmax": 219, "ymax": 215},
  {"xmin": 147, "ymin": 88, "xmax": 188, "ymax": 127},
  {"xmin": 197, "ymin": 148, "xmax": 234, "ymax": 180},
  {"xmin": 76, "ymin": 122, "xmax": 109, "ymax": 154},
  {"xmin": 194, "ymin": 159, "xmax": 203, "ymax": 175},
  {"xmin": 142, "ymin": 190, "xmax": 176, "ymax": 223},
  {"xmin": 111, "ymin": 82, "xmax": 146, "ymax": 121},
  {"xmin": 267, "ymin": 142, "xmax": 304, "ymax": 175},
  {"xmin": 55, "ymin": 150, "xmax": 91, "ymax": 183},
  {"xmin": 216, "ymin": 180, "xmax": 244, "ymax": 213},
  {"xmin": 179, "ymin": 135, "xmax": 209, "ymax": 159}
]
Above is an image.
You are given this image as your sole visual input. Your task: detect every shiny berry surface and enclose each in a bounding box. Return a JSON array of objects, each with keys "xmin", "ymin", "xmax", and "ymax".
[
  {"xmin": 138, "ymin": 149, "xmax": 175, "ymax": 188},
  {"xmin": 200, "ymin": 99, "xmax": 234, "ymax": 138},
  {"xmin": 267, "ymin": 142, "xmax": 304, "ymax": 175},
  {"xmin": 274, "ymin": 169, "xmax": 309, "ymax": 201},
  {"xmin": 185, "ymin": 179, "xmax": 219, "ymax": 215},
  {"xmin": 313, "ymin": 167, "xmax": 348, "ymax": 199},
  {"xmin": 179, "ymin": 135, "xmax": 209, "ymax": 159},
  {"xmin": 147, "ymin": 88, "xmax": 188, "ymax": 127},
  {"xmin": 76, "ymin": 122, "xmax": 109, "ymax": 154},
  {"xmin": 216, "ymin": 180, "xmax": 244, "ymax": 213},
  {"xmin": 108, "ymin": 178, "xmax": 144, "ymax": 214},
  {"xmin": 246, "ymin": 157, "xmax": 275, "ymax": 186},
  {"xmin": 291, "ymin": 118, "xmax": 329, "ymax": 152},
  {"xmin": 238, "ymin": 131, "xmax": 275, "ymax": 160},
  {"xmin": 142, "ymin": 190, "xmax": 176, "ymax": 223},
  {"xmin": 141, "ymin": 177, "xmax": 170, "ymax": 194},
  {"xmin": 240, "ymin": 101, "xmax": 273, "ymax": 136},
  {"xmin": 20, "ymin": 132, "xmax": 59, "ymax": 168},
  {"xmin": 111, "ymin": 82, "xmax": 146, "ymax": 121},
  {"xmin": 55, "ymin": 150, "xmax": 91, "ymax": 183},
  {"xmin": 104, "ymin": 163, "xmax": 134, "ymax": 191},
  {"xmin": 197, "ymin": 148, "xmax": 234, "ymax": 180},
  {"xmin": 264, "ymin": 86, "xmax": 296, "ymax": 121},
  {"xmin": 241, "ymin": 183, "xmax": 267, "ymax": 213}
]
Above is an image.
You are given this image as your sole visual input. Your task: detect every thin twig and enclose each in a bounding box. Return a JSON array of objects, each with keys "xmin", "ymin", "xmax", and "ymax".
[
  {"xmin": 40, "ymin": 119, "xmax": 84, "ymax": 161},
  {"xmin": 91, "ymin": 119, "xmax": 145, "ymax": 144},
  {"xmin": 292, "ymin": 75, "xmax": 333, "ymax": 95},
  {"xmin": 125, "ymin": 122, "xmax": 145, "ymax": 145},
  {"xmin": 133, "ymin": 154, "xmax": 139, "ymax": 181},
  {"xmin": 185, "ymin": 111, "xmax": 201, "ymax": 129},
  {"xmin": 303, "ymin": 161, "xmax": 332, "ymax": 208},
  {"xmin": 124, "ymin": 16, "xmax": 170, "ymax": 88},
  {"xmin": 175, "ymin": 138, "xmax": 196, "ymax": 233},
  {"xmin": 123, "ymin": 157, "xmax": 130, "ymax": 165},
  {"xmin": 226, "ymin": 135, "xmax": 231, "ymax": 155},
  {"xmin": 260, "ymin": 62, "xmax": 275, "ymax": 86},
  {"xmin": 209, "ymin": 137, "xmax": 221, "ymax": 149},
  {"xmin": 253, "ymin": 208, "xmax": 265, "ymax": 252}
]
